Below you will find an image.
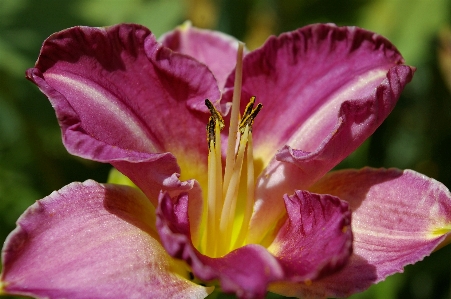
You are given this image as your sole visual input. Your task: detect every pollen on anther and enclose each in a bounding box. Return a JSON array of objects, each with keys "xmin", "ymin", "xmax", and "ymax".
[
  {"xmin": 205, "ymin": 99, "xmax": 224, "ymax": 150},
  {"xmin": 239, "ymin": 96, "xmax": 262, "ymax": 133}
]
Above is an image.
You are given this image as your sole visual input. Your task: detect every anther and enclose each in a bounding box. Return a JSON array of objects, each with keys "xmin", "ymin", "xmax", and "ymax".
[
  {"xmin": 205, "ymin": 99, "xmax": 225, "ymax": 150},
  {"xmin": 239, "ymin": 96, "xmax": 263, "ymax": 134},
  {"xmin": 205, "ymin": 99, "xmax": 225, "ymax": 129},
  {"xmin": 207, "ymin": 117, "xmax": 216, "ymax": 150}
]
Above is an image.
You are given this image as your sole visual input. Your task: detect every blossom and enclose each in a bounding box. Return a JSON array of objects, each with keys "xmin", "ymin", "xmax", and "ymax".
[{"xmin": 1, "ymin": 22, "xmax": 451, "ymax": 299}]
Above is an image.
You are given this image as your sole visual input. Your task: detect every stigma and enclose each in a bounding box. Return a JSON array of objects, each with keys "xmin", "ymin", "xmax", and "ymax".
[{"xmin": 203, "ymin": 43, "xmax": 262, "ymax": 257}]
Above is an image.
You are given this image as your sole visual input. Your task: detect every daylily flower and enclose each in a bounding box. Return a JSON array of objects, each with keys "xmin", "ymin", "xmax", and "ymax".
[{"xmin": 1, "ymin": 22, "xmax": 451, "ymax": 299}]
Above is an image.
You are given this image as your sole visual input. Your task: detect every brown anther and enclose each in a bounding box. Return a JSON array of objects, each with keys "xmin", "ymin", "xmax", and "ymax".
[
  {"xmin": 205, "ymin": 99, "xmax": 225, "ymax": 150},
  {"xmin": 239, "ymin": 96, "xmax": 262, "ymax": 133}
]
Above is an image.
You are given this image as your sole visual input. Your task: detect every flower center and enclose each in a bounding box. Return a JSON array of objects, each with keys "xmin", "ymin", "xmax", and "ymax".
[{"xmin": 203, "ymin": 43, "xmax": 262, "ymax": 257}]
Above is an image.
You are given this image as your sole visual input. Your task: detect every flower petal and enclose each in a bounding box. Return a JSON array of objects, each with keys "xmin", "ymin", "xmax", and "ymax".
[
  {"xmin": 1, "ymin": 180, "xmax": 210, "ymax": 299},
  {"xmin": 243, "ymin": 24, "xmax": 414, "ymax": 243},
  {"xmin": 26, "ymin": 24, "xmax": 221, "ymax": 204},
  {"xmin": 224, "ymin": 23, "xmax": 414, "ymax": 176},
  {"xmin": 274, "ymin": 64, "xmax": 413, "ymax": 186},
  {"xmin": 269, "ymin": 254, "xmax": 377, "ymax": 299},
  {"xmin": 276, "ymin": 167, "xmax": 451, "ymax": 298},
  {"xmin": 268, "ymin": 190, "xmax": 353, "ymax": 282},
  {"xmin": 160, "ymin": 22, "xmax": 241, "ymax": 90},
  {"xmin": 248, "ymin": 160, "xmax": 309, "ymax": 244},
  {"xmin": 157, "ymin": 192, "xmax": 286, "ymax": 299}
]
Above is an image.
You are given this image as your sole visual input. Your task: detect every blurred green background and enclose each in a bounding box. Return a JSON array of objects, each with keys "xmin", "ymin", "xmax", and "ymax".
[{"xmin": 1, "ymin": 0, "xmax": 451, "ymax": 298}]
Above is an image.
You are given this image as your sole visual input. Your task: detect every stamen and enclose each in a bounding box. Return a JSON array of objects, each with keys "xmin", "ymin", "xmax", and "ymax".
[
  {"xmin": 203, "ymin": 42, "xmax": 263, "ymax": 257},
  {"xmin": 205, "ymin": 99, "xmax": 224, "ymax": 256}
]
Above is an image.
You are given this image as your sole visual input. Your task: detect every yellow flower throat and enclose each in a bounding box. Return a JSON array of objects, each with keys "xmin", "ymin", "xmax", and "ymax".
[{"xmin": 202, "ymin": 44, "xmax": 262, "ymax": 257}]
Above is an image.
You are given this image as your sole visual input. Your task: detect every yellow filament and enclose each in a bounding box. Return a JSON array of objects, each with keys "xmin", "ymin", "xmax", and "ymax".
[
  {"xmin": 219, "ymin": 125, "xmax": 250, "ymax": 256},
  {"xmin": 206, "ymin": 133, "xmax": 217, "ymax": 256},
  {"xmin": 223, "ymin": 43, "xmax": 244, "ymax": 197},
  {"xmin": 213, "ymin": 121, "xmax": 223, "ymax": 253},
  {"xmin": 234, "ymin": 131, "xmax": 255, "ymax": 248},
  {"xmin": 206, "ymin": 121, "xmax": 223, "ymax": 256},
  {"xmin": 203, "ymin": 42, "xmax": 263, "ymax": 257}
]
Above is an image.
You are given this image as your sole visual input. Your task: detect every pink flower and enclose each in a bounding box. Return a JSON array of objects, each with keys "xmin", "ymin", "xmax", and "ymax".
[{"xmin": 1, "ymin": 23, "xmax": 450, "ymax": 299}]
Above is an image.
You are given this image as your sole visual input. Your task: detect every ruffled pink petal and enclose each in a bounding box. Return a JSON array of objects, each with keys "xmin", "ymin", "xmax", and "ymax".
[
  {"xmin": 243, "ymin": 24, "xmax": 414, "ymax": 243},
  {"xmin": 248, "ymin": 160, "xmax": 309, "ymax": 244},
  {"xmin": 274, "ymin": 65, "xmax": 413, "ymax": 187},
  {"xmin": 157, "ymin": 192, "xmax": 285, "ymax": 299},
  {"xmin": 268, "ymin": 191, "xmax": 353, "ymax": 282},
  {"xmin": 160, "ymin": 22, "xmax": 241, "ymax": 90},
  {"xmin": 157, "ymin": 190, "xmax": 353, "ymax": 299},
  {"xmin": 1, "ymin": 180, "xmax": 210, "ymax": 299},
  {"xmin": 26, "ymin": 24, "xmax": 221, "ymax": 204},
  {"xmin": 269, "ymin": 254, "xmax": 376, "ymax": 299},
  {"xmin": 224, "ymin": 24, "xmax": 414, "ymax": 173},
  {"xmin": 270, "ymin": 168, "xmax": 451, "ymax": 298}
]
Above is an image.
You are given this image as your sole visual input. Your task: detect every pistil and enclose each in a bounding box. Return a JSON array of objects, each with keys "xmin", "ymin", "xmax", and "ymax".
[{"xmin": 223, "ymin": 43, "xmax": 244, "ymax": 197}]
